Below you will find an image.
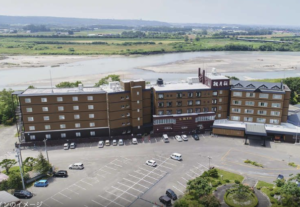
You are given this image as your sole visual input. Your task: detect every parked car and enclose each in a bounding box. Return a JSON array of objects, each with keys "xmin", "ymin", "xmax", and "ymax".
[
  {"xmin": 98, "ymin": 141, "xmax": 104, "ymax": 148},
  {"xmin": 105, "ymin": 140, "xmax": 110, "ymax": 146},
  {"xmin": 162, "ymin": 134, "xmax": 169, "ymax": 143},
  {"xmin": 181, "ymin": 135, "xmax": 188, "ymax": 141},
  {"xmin": 132, "ymin": 138, "xmax": 138, "ymax": 144},
  {"xmin": 277, "ymin": 174, "xmax": 284, "ymax": 180},
  {"xmin": 171, "ymin": 153, "xmax": 182, "ymax": 161},
  {"xmin": 69, "ymin": 163, "xmax": 84, "ymax": 170},
  {"xmin": 119, "ymin": 139, "xmax": 124, "ymax": 146},
  {"xmin": 166, "ymin": 189, "xmax": 177, "ymax": 200},
  {"xmin": 112, "ymin": 140, "xmax": 117, "ymax": 146},
  {"xmin": 14, "ymin": 190, "xmax": 33, "ymax": 199},
  {"xmin": 34, "ymin": 180, "xmax": 48, "ymax": 187},
  {"xmin": 192, "ymin": 134, "xmax": 199, "ymax": 140},
  {"xmin": 63, "ymin": 143, "xmax": 69, "ymax": 150},
  {"xmin": 53, "ymin": 170, "xmax": 68, "ymax": 178},
  {"xmin": 159, "ymin": 195, "xmax": 172, "ymax": 206},
  {"xmin": 146, "ymin": 160, "xmax": 157, "ymax": 167},
  {"xmin": 70, "ymin": 142, "xmax": 76, "ymax": 149},
  {"xmin": 175, "ymin": 135, "xmax": 182, "ymax": 142}
]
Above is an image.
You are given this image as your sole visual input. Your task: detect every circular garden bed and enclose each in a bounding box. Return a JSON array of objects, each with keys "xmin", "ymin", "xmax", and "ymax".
[{"xmin": 224, "ymin": 190, "xmax": 258, "ymax": 207}]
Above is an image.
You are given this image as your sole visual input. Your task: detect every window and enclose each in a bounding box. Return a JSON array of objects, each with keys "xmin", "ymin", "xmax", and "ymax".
[
  {"xmin": 195, "ymin": 108, "xmax": 201, "ymax": 113},
  {"xmin": 126, "ymin": 95, "xmax": 129, "ymax": 99},
  {"xmin": 233, "ymin": 92, "xmax": 242, "ymax": 97},
  {"xmin": 272, "ymin": 103, "xmax": 281, "ymax": 108},
  {"xmin": 257, "ymin": 118, "xmax": 266, "ymax": 123},
  {"xmin": 45, "ymin": 125, "xmax": 51, "ymax": 130},
  {"xmin": 257, "ymin": 110, "xmax": 267, "ymax": 115},
  {"xmin": 158, "ymin": 102, "xmax": 164, "ymax": 107},
  {"xmin": 231, "ymin": 116, "xmax": 240, "ymax": 121},
  {"xmin": 259, "ymin": 93, "xmax": 269, "ymax": 98},
  {"xmin": 176, "ymin": 101, "xmax": 182, "ymax": 106},
  {"xmin": 258, "ymin": 102, "xmax": 268, "ymax": 107},
  {"xmin": 246, "ymin": 93, "xmax": 255, "ymax": 98},
  {"xmin": 244, "ymin": 109, "xmax": 254, "ymax": 114},
  {"xmin": 244, "ymin": 117, "xmax": 253, "ymax": 122},
  {"xmin": 26, "ymin": 108, "xmax": 32, "ymax": 112},
  {"xmin": 232, "ymin": 108, "xmax": 241, "ymax": 113},
  {"xmin": 232, "ymin": 100, "xmax": 241, "ymax": 105},
  {"xmin": 25, "ymin": 98, "xmax": 31, "ymax": 103},
  {"xmin": 127, "ymin": 130, "xmax": 131, "ymax": 133},
  {"xmin": 137, "ymin": 92, "xmax": 140, "ymax": 95},
  {"xmin": 121, "ymin": 105, "xmax": 125, "ymax": 109},
  {"xmin": 271, "ymin": 111, "xmax": 280, "ymax": 116},
  {"xmin": 126, "ymin": 104, "xmax": 130, "ymax": 108},
  {"xmin": 187, "ymin": 100, "xmax": 193, "ymax": 106},
  {"xmin": 218, "ymin": 106, "xmax": 222, "ymax": 110},
  {"xmin": 137, "ymin": 100, "xmax": 140, "ymax": 104},
  {"xmin": 122, "ymin": 122, "xmax": 125, "ymax": 126},
  {"xmin": 72, "ymin": 96, "xmax": 78, "ymax": 101},
  {"xmin": 203, "ymin": 107, "xmax": 209, "ymax": 112},
  {"xmin": 60, "ymin": 124, "xmax": 66, "ymax": 129},
  {"xmin": 219, "ymin": 98, "xmax": 222, "ymax": 102},
  {"xmin": 270, "ymin": 119, "xmax": 279, "ymax": 124},
  {"xmin": 177, "ymin": 93, "xmax": 182, "ymax": 98},
  {"xmin": 41, "ymin": 98, "xmax": 47, "ymax": 102},
  {"xmin": 153, "ymin": 119, "xmax": 176, "ymax": 125},
  {"xmin": 137, "ymin": 117, "xmax": 140, "ymax": 121},
  {"xmin": 28, "ymin": 117, "xmax": 34, "ymax": 121},
  {"xmin": 90, "ymin": 131, "xmax": 95, "ymax": 136},
  {"xmin": 213, "ymin": 91, "xmax": 218, "ymax": 96},
  {"xmin": 127, "ymin": 113, "xmax": 130, "ymax": 117},
  {"xmin": 212, "ymin": 107, "xmax": 217, "ymax": 112},
  {"xmin": 121, "ymin": 114, "xmax": 125, "ymax": 118},
  {"xmin": 88, "ymin": 105, "xmax": 94, "ymax": 110},
  {"xmin": 187, "ymin": 108, "xmax": 193, "ymax": 113},
  {"xmin": 89, "ymin": 114, "xmax": 94, "ymax": 118},
  {"xmin": 245, "ymin": 101, "xmax": 254, "ymax": 106},
  {"xmin": 61, "ymin": 133, "xmax": 66, "ymax": 138},
  {"xmin": 59, "ymin": 115, "xmax": 65, "ymax": 120},
  {"xmin": 122, "ymin": 130, "xmax": 126, "ymax": 134},
  {"xmin": 164, "ymin": 127, "xmax": 172, "ymax": 130},
  {"xmin": 137, "ymin": 109, "xmax": 140, "ymax": 112},
  {"xmin": 45, "ymin": 134, "xmax": 51, "ymax": 139},
  {"xmin": 181, "ymin": 126, "xmax": 188, "ymax": 129},
  {"xmin": 273, "ymin": 94, "xmax": 282, "ymax": 99},
  {"xmin": 177, "ymin": 109, "xmax": 182, "ymax": 114},
  {"xmin": 127, "ymin": 122, "xmax": 130, "ymax": 125},
  {"xmin": 212, "ymin": 99, "xmax": 217, "ymax": 104},
  {"xmin": 166, "ymin": 110, "xmax": 172, "ymax": 115},
  {"xmin": 42, "ymin": 107, "xmax": 48, "ymax": 112},
  {"xmin": 87, "ymin": 96, "xmax": 93, "ymax": 101},
  {"xmin": 166, "ymin": 102, "xmax": 172, "ymax": 107},
  {"xmin": 90, "ymin": 122, "xmax": 95, "ymax": 127},
  {"xmin": 73, "ymin": 106, "xmax": 79, "ymax": 110},
  {"xmin": 121, "ymin": 96, "xmax": 124, "ymax": 100},
  {"xmin": 43, "ymin": 116, "xmax": 49, "ymax": 121},
  {"xmin": 75, "ymin": 123, "xmax": 81, "ymax": 128},
  {"xmin": 58, "ymin": 106, "xmax": 64, "ymax": 111},
  {"xmin": 158, "ymin": 94, "xmax": 164, "ymax": 99},
  {"xmin": 158, "ymin": 110, "xmax": 164, "ymax": 115},
  {"xmin": 30, "ymin": 135, "xmax": 35, "ymax": 140},
  {"xmin": 74, "ymin": 115, "xmax": 80, "ymax": 119},
  {"xmin": 29, "ymin": 126, "xmax": 35, "ymax": 130},
  {"xmin": 188, "ymin": 92, "xmax": 193, "ymax": 97},
  {"xmin": 57, "ymin": 97, "xmax": 63, "ymax": 102},
  {"xmin": 195, "ymin": 100, "xmax": 201, "ymax": 105},
  {"xmin": 196, "ymin": 92, "xmax": 201, "ymax": 97},
  {"xmin": 220, "ymin": 90, "xmax": 223, "ymax": 94}
]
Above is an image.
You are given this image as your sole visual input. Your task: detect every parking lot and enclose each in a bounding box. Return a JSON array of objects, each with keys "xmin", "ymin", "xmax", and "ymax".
[{"xmin": 2, "ymin": 130, "xmax": 300, "ymax": 207}]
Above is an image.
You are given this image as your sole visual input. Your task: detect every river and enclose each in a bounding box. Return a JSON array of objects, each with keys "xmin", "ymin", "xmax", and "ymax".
[{"xmin": 1, "ymin": 51, "xmax": 300, "ymax": 90}]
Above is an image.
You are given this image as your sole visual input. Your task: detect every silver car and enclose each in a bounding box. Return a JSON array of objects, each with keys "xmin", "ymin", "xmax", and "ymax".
[
  {"xmin": 175, "ymin": 135, "xmax": 182, "ymax": 142},
  {"xmin": 181, "ymin": 135, "xmax": 188, "ymax": 141},
  {"xmin": 69, "ymin": 163, "xmax": 84, "ymax": 170}
]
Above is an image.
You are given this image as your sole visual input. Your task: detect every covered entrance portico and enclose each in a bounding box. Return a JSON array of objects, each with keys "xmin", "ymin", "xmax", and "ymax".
[{"xmin": 244, "ymin": 123, "xmax": 267, "ymax": 147}]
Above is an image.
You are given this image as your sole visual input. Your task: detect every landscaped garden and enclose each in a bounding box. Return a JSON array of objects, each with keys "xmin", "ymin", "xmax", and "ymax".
[{"xmin": 224, "ymin": 184, "xmax": 258, "ymax": 207}]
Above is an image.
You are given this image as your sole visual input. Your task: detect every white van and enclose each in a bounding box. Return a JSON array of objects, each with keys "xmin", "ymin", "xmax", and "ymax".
[
  {"xmin": 171, "ymin": 153, "xmax": 182, "ymax": 161},
  {"xmin": 162, "ymin": 134, "xmax": 169, "ymax": 143}
]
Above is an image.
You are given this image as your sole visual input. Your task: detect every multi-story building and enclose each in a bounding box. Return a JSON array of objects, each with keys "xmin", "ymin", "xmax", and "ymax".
[{"xmin": 14, "ymin": 67, "xmax": 294, "ymax": 143}]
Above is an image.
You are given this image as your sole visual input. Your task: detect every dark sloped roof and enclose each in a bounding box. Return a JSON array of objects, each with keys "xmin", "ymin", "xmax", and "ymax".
[
  {"xmin": 231, "ymin": 80, "xmax": 286, "ymax": 93},
  {"xmin": 287, "ymin": 113, "xmax": 300, "ymax": 126}
]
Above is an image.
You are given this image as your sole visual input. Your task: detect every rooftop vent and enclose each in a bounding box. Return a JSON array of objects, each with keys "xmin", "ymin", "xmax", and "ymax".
[
  {"xmin": 157, "ymin": 78, "xmax": 164, "ymax": 86},
  {"xmin": 78, "ymin": 84, "xmax": 83, "ymax": 91},
  {"xmin": 212, "ymin": 68, "xmax": 217, "ymax": 75}
]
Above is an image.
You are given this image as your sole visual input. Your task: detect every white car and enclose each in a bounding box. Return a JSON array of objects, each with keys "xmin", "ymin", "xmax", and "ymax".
[
  {"xmin": 69, "ymin": 163, "xmax": 84, "ymax": 170},
  {"xmin": 105, "ymin": 140, "xmax": 110, "ymax": 146},
  {"xmin": 175, "ymin": 135, "xmax": 182, "ymax": 142},
  {"xmin": 98, "ymin": 141, "xmax": 104, "ymax": 148},
  {"xmin": 63, "ymin": 143, "xmax": 69, "ymax": 150},
  {"xmin": 181, "ymin": 135, "xmax": 188, "ymax": 141},
  {"xmin": 171, "ymin": 153, "xmax": 182, "ymax": 161},
  {"xmin": 118, "ymin": 139, "xmax": 124, "ymax": 146},
  {"xmin": 112, "ymin": 139, "xmax": 117, "ymax": 146},
  {"xmin": 132, "ymin": 138, "xmax": 138, "ymax": 144},
  {"xmin": 146, "ymin": 160, "xmax": 157, "ymax": 167}
]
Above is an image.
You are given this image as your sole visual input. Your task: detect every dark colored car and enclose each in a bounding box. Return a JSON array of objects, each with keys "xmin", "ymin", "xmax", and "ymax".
[
  {"xmin": 192, "ymin": 134, "xmax": 199, "ymax": 140},
  {"xmin": 53, "ymin": 170, "xmax": 68, "ymax": 178},
  {"xmin": 166, "ymin": 189, "xmax": 177, "ymax": 200},
  {"xmin": 14, "ymin": 190, "xmax": 33, "ymax": 199},
  {"xmin": 277, "ymin": 174, "xmax": 284, "ymax": 180},
  {"xmin": 159, "ymin": 195, "xmax": 172, "ymax": 206}
]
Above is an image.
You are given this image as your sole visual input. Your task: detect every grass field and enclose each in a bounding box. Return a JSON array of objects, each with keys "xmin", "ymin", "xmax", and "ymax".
[{"xmin": 256, "ymin": 180, "xmax": 281, "ymax": 207}]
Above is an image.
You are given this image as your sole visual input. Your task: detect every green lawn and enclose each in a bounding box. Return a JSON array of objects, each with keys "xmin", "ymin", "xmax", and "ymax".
[
  {"xmin": 256, "ymin": 181, "xmax": 281, "ymax": 207},
  {"xmin": 2, "ymin": 166, "xmax": 31, "ymax": 175},
  {"xmin": 252, "ymin": 78, "xmax": 282, "ymax": 83},
  {"xmin": 217, "ymin": 169, "xmax": 244, "ymax": 182}
]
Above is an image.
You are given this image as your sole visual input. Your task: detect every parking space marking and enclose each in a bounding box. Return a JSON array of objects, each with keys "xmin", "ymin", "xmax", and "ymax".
[
  {"xmin": 186, "ymin": 173, "xmax": 195, "ymax": 179},
  {"xmin": 123, "ymin": 178, "xmax": 149, "ymax": 189},
  {"xmin": 112, "ymin": 186, "xmax": 137, "ymax": 198},
  {"xmin": 98, "ymin": 168, "xmax": 111, "ymax": 174},
  {"xmin": 51, "ymin": 197, "xmax": 63, "ymax": 204},
  {"xmin": 177, "ymin": 181, "xmax": 186, "ymax": 188},
  {"xmin": 117, "ymin": 182, "xmax": 144, "ymax": 193},
  {"xmin": 105, "ymin": 190, "xmax": 132, "ymax": 203},
  {"xmin": 73, "ymin": 183, "xmax": 86, "ymax": 190},
  {"xmin": 138, "ymin": 167, "xmax": 162, "ymax": 177},
  {"xmin": 104, "ymin": 165, "xmax": 117, "ymax": 171},
  {"xmin": 59, "ymin": 192, "xmax": 72, "ymax": 199},
  {"xmin": 157, "ymin": 164, "xmax": 173, "ymax": 170},
  {"xmin": 190, "ymin": 169, "xmax": 200, "ymax": 177},
  {"xmin": 41, "ymin": 201, "xmax": 51, "ymax": 207},
  {"xmin": 98, "ymin": 195, "xmax": 125, "ymax": 207},
  {"xmin": 115, "ymin": 159, "xmax": 130, "ymax": 164},
  {"xmin": 172, "ymin": 185, "xmax": 185, "ymax": 194},
  {"xmin": 156, "ymin": 155, "xmax": 177, "ymax": 166},
  {"xmin": 92, "ymin": 199, "xmax": 105, "ymax": 207},
  {"xmin": 96, "ymin": 173, "xmax": 106, "ymax": 178},
  {"xmin": 79, "ymin": 180, "xmax": 93, "ymax": 186},
  {"xmin": 198, "ymin": 163, "xmax": 209, "ymax": 169},
  {"xmin": 65, "ymin": 188, "xmax": 79, "ymax": 195},
  {"xmin": 110, "ymin": 162, "xmax": 122, "ymax": 168},
  {"xmin": 134, "ymin": 171, "xmax": 158, "ymax": 180},
  {"xmin": 182, "ymin": 177, "xmax": 189, "ymax": 182},
  {"xmin": 128, "ymin": 174, "xmax": 153, "ymax": 184}
]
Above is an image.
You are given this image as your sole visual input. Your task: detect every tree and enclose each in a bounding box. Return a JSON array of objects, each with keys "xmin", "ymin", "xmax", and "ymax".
[
  {"xmin": 28, "ymin": 85, "xmax": 35, "ymax": 89},
  {"xmin": 94, "ymin": 74, "xmax": 121, "ymax": 87},
  {"xmin": 55, "ymin": 81, "xmax": 83, "ymax": 88},
  {"xmin": 184, "ymin": 36, "xmax": 189, "ymax": 42},
  {"xmin": 7, "ymin": 172, "xmax": 22, "ymax": 190},
  {"xmin": 202, "ymin": 29, "xmax": 208, "ymax": 35},
  {"xmin": 208, "ymin": 169, "xmax": 218, "ymax": 178},
  {"xmin": 0, "ymin": 159, "xmax": 17, "ymax": 174},
  {"xmin": 33, "ymin": 153, "xmax": 51, "ymax": 175},
  {"xmin": 187, "ymin": 177, "xmax": 212, "ymax": 199},
  {"xmin": 199, "ymin": 195, "xmax": 221, "ymax": 207},
  {"xmin": 0, "ymin": 89, "xmax": 17, "ymax": 125},
  {"xmin": 195, "ymin": 36, "xmax": 200, "ymax": 41},
  {"xmin": 234, "ymin": 184, "xmax": 251, "ymax": 199},
  {"xmin": 23, "ymin": 157, "xmax": 36, "ymax": 171},
  {"xmin": 274, "ymin": 179, "xmax": 285, "ymax": 187},
  {"xmin": 225, "ymin": 76, "xmax": 240, "ymax": 80}
]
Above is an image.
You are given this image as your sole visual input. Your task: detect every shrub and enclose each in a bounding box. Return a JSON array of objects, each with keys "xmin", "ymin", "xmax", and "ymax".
[
  {"xmin": 256, "ymin": 187, "xmax": 261, "ymax": 190},
  {"xmin": 244, "ymin": 159, "xmax": 251, "ymax": 164},
  {"xmin": 270, "ymin": 192, "xmax": 275, "ymax": 197},
  {"xmin": 269, "ymin": 188, "xmax": 273, "ymax": 191},
  {"xmin": 234, "ymin": 180, "xmax": 240, "ymax": 184},
  {"xmin": 225, "ymin": 179, "xmax": 230, "ymax": 183},
  {"xmin": 208, "ymin": 169, "xmax": 219, "ymax": 178},
  {"xmin": 288, "ymin": 162, "xmax": 297, "ymax": 167}
]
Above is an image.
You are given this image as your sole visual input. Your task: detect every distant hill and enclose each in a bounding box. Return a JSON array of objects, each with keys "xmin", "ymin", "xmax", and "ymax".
[{"xmin": 0, "ymin": 15, "xmax": 170, "ymax": 27}]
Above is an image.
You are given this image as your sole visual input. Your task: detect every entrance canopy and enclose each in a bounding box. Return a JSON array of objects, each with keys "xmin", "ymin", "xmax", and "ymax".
[{"xmin": 245, "ymin": 123, "xmax": 267, "ymax": 136}]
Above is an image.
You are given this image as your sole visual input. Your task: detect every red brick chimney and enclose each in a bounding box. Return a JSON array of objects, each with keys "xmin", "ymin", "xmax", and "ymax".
[{"xmin": 203, "ymin": 70, "xmax": 206, "ymax": 84}]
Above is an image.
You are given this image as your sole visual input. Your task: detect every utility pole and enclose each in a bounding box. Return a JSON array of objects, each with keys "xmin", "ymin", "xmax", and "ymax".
[
  {"xmin": 44, "ymin": 138, "xmax": 49, "ymax": 163},
  {"xmin": 16, "ymin": 149, "xmax": 25, "ymax": 190},
  {"xmin": 208, "ymin": 156, "xmax": 212, "ymax": 169}
]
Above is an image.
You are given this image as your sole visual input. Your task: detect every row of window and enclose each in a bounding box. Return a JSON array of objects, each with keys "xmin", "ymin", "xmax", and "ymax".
[
  {"xmin": 158, "ymin": 106, "xmax": 221, "ymax": 115},
  {"xmin": 233, "ymin": 92, "xmax": 283, "ymax": 99},
  {"xmin": 231, "ymin": 108, "xmax": 281, "ymax": 116},
  {"xmin": 27, "ymin": 113, "xmax": 97, "ymax": 122},
  {"xmin": 195, "ymin": 116, "xmax": 215, "ymax": 122},
  {"xmin": 232, "ymin": 100, "xmax": 281, "ymax": 108},
  {"xmin": 158, "ymin": 91, "xmax": 222, "ymax": 99},
  {"xmin": 231, "ymin": 116, "xmax": 279, "ymax": 124},
  {"xmin": 158, "ymin": 99, "xmax": 221, "ymax": 107},
  {"xmin": 153, "ymin": 119, "xmax": 176, "ymax": 125},
  {"xmin": 28, "ymin": 122, "xmax": 98, "ymax": 131},
  {"xmin": 26, "ymin": 105, "xmax": 95, "ymax": 113}
]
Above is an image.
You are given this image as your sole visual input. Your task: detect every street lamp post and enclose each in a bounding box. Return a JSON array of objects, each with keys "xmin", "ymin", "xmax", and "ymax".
[
  {"xmin": 16, "ymin": 149, "xmax": 25, "ymax": 190},
  {"xmin": 208, "ymin": 156, "xmax": 212, "ymax": 169},
  {"xmin": 44, "ymin": 138, "xmax": 49, "ymax": 163}
]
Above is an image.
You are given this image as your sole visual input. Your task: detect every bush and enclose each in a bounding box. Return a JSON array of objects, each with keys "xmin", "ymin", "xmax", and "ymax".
[
  {"xmin": 256, "ymin": 187, "xmax": 261, "ymax": 190},
  {"xmin": 269, "ymin": 188, "xmax": 273, "ymax": 191},
  {"xmin": 235, "ymin": 180, "xmax": 241, "ymax": 184},
  {"xmin": 244, "ymin": 159, "xmax": 251, "ymax": 164},
  {"xmin": 225, "ymin": 179, "xmax": 230, "ymax": 183},
  {"xmin": 288, "ymin": 162, "xmax": 297, "ymax": 167},
  {"xmin": 208, "ymin": 169, "xmax": 219, "ymax": 178},
  {"xmin": 270, "ymin": 192, "xmax": 275, "ymax": 197}
]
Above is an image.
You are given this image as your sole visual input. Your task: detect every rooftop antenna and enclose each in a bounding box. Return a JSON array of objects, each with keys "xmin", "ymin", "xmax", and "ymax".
[{"xmin": 49, "ymin": 70, "xmax": 53, "ymax": 93}]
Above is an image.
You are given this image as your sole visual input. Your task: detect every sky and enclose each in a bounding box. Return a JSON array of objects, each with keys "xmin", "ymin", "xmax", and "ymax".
[{"xmin": 1, "ymin": 0, "xmax": 300, "ymax": 26}]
